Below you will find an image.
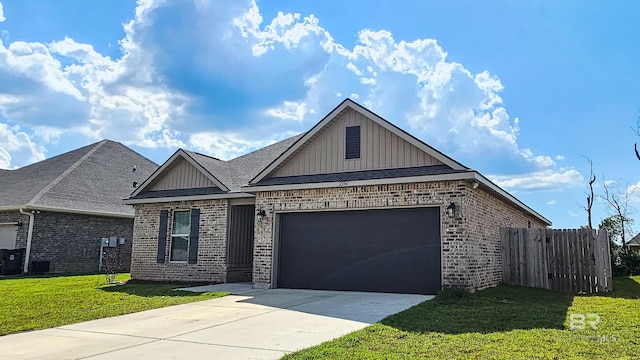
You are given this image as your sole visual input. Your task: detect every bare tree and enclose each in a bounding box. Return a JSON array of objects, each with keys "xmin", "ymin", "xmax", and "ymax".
[
  {"xmin": 601, "ymin": 179, "xmax": 635, "ymax": 252},
  {"xmin": 633, "ymin": 111, "xmax": 640, "ymax": 160},
  {"xmin": 581, "ymin": 156, "xmax": 596, "ymax": 229}
]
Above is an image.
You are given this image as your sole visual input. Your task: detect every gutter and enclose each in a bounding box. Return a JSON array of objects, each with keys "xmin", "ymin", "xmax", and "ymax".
[
  {"xmin": 19, "ymin": 208, "xmax": 35, "ymax": 274},
  {"xmin": 0, "ymin": 205, "xmax": 133, "ymax": 219}
]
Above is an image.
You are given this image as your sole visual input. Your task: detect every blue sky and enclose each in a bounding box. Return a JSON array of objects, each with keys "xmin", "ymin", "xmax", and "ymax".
[{"xmin": 0, "ymin": 0, "xmax": 639, "ymax": 233}]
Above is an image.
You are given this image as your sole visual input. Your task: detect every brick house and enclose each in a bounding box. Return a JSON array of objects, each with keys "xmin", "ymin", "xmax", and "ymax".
[
  {"xmin": 628, "ymin": 234, "xmax": 640, "ymax": 252},
  {"xmin": 126, "ymin": 99, "xmax": 550, "ymax": 294},
  {"xmin": 0, "ymin": 140, "xmax": 157, "ymax": 274}
]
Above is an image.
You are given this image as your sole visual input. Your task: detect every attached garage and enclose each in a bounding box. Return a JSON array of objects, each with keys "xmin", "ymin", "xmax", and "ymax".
[{"xmin": 275, "ymin": 207, "xmax": 441, "ymax": 295}]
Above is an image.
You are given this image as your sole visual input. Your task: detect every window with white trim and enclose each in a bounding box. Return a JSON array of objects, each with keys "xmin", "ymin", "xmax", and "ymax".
[{"xmin": 170, "ymin": 210, "xmax": 190, "ymax": 262}]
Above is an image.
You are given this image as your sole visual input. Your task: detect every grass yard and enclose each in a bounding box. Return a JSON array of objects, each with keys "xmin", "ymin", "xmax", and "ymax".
[
  {"xmin": 285, "ymin": 276, "xmax": 640, "ymax": 359},
  {"xmin": 0, "ymin": 273, "xmax": 226, "ymax": 336}
]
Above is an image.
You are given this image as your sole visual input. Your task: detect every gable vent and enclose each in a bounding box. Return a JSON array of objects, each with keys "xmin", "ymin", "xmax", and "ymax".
[{"xmin": 345, "ymin": 126, "xmax": 361, "ymax": 159}]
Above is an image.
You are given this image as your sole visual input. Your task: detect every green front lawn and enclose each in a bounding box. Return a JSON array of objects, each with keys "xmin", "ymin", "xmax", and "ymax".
[
  {"xmin": 285, "ymin": 276, "xmax": 640, "ymax": 359},
  {"xmin": 0, "ymin": 273, "xmax": 226, "ymax": 336}
]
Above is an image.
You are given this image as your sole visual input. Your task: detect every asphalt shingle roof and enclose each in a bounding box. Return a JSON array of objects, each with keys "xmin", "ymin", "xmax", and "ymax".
[
  {"xmin": 0, "ymin": 140, "xmax": 157, "ymax": 216},
  {"xmin": 249, "ymin": 164, "xmax": 464, "ymax": 186}
]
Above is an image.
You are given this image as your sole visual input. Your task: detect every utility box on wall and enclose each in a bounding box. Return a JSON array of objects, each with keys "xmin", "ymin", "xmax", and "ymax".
[{"xmin": 108, "ymin": 237, "xmax": 117, "ymax": 248}]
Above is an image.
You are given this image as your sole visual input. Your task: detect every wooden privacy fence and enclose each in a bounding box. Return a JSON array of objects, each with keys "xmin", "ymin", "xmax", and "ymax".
[{"xmin": 500, "ymin": 228, "xmax": 613, "ymax": 294}]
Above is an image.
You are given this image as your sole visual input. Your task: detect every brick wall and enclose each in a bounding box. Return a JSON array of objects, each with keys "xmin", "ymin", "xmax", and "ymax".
[
  {"xmin": 465, "ymin": 187, "xmax": 547, "ymax": 290},
  {"xmin": 254, "ymin": 181, "xmax": 466, "ymax": 288},
  {"xmin": 254, "ymin": 180, "xmax": 547, "ymax": 291},
  {"xmin": 29, "ymin": 211, "xmax": 133, "ymax": 273},
  {"xmin": 130, "ymin": 199, "xmax": 228, "ymax": 282}
]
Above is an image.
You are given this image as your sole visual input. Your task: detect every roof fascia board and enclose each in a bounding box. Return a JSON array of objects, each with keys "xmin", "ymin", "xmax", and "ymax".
[
  {"xmin": 244, "ymin": 172, "xmax": 475, "ymax": 191},
  {"xmin": 345, "ymin": 100, "xmax": 467, "ymax": 171},
  {"xmin": 250, "ymin": 98, "xmax": 466, "ymax": 185},
  {"xmin": 472, "ymin": 172, "xmax": 552, "ymax": 226},
  {"xmin": 123, "ymin": 192, "xmax": 256, "ymax": 205},
  {"xmin": 180, "ymin": 151, "xmax": 230, "ymax": 192},
  {"xmin": 130, "ymin": 149, "xmax": 183, "ymax": 197},
  {"xmin": 130, "ymin": 149, "xmax": 229, "ymax": 198},
  {"xmin": 250, "ymin": 99, "xmax": 352, "ymax": 184},
  {"xmin": 0, "ymin": 205, "xmax": 133, "ymax": 218},
  {"xmin": 242, "ymin": 171, "xmax": 551, "ymax": 226}
]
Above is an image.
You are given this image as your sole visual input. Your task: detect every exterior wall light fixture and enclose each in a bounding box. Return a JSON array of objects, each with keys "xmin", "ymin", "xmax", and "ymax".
[
  {"xmin": 14, "ymin": 221, "xmax": 23, "ymax": 231},
  {"xmin": 446, "ymin": 202, "xmax": 457, "ymax": 218},
  {"xmin": 257, "ymin": 209, "xmax": 267, "ymax": 222}
]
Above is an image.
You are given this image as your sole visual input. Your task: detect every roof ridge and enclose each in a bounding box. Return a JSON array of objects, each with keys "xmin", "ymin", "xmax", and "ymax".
[
  {"xmin": 28, "ymin": 140, "xmax": 107, "ymax": 206},
  {"xmin": 190, "ymin": 150, "xmax": 224, "ymax": 162},
  {"xmin": 179, "ymin": 149, "xmax": 230, "ymax": 191},
  {"xmin": 228, "ymin": 133, "xmax": 304, "ymax": 163}
]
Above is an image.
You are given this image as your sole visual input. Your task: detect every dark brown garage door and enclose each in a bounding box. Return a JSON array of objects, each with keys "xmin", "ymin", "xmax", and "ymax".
[{"xmin": 276, "ymin": 207, "xmax": 441, "ymax": 294}]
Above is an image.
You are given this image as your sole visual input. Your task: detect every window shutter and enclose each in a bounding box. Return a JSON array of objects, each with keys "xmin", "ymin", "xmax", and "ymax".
[
  {"xmin": 157, "ymin": 210, "xmax": 169, "ymax": 263},
  {"xmin": 188, "ymin": 208, "xmax": 200, "ymax": 264},
  {"xmin": 345, "ymin": 126, "xmax": 361, "ymax": 159}
]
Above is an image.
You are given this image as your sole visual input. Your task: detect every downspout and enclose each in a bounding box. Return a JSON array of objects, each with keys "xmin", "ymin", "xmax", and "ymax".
[{"xmin": 19, "ymin": 209, "xmax": 35, "ymax": 274}]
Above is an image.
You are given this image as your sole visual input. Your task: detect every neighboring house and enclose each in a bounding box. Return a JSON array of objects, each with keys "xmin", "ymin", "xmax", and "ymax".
[
  {"xmin": 628, "ymin": 234, "xmax": 640, "ymax": 252},
  {"xmin": 0, "ymin": 140, "xmax": 157, "ymax": 274},
  {"xmin": 126, "ymin": 99, "xmax": 551, "ymax": 294}
]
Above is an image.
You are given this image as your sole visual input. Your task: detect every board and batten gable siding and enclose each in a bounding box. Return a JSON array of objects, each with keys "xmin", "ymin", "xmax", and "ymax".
[
  {"xmin": 272, "ymin": 108, "xmax": 443, "ymax": 177},
  {"xmin": 148, "ymin": 157, "xmax": 216, "ymax": 191}
]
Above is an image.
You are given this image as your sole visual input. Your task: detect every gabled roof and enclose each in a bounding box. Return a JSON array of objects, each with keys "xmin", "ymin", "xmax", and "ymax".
[
  {"xmin": 249, "ymin": 98, "xmax": 468, "ymax": 185},
  {"xmin": 0, "ymin": 140, "xmax": 157, "ymax": 217},
  {"xmin": 124, "ymin": 99, "xmax": 550, "ymax": 225},
  {"xmin": 628, "ymin": 233, "xmax": 640, "ymax": 246},
  {"xmin": 126, "ymin": 134, "xmax": 303, "ymax": 202}
]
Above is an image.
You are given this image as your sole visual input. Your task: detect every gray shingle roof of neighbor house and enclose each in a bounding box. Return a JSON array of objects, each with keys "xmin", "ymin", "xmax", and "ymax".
[
  {"xmin": 0, "ymin": 140, "xmax": 158, "ymax": 217},
  {"xmin": 628, "ymin": 233, "xmax": 640, "ymax": 246}
]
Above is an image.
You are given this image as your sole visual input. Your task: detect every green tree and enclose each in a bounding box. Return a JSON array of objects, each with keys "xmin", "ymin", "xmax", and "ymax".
[
  {"xmin": 600, "ymin": 215, "xmax": 639, "ymax": 276},
  {"xmin": 599, "ymin": 215, "xmax": 624, "ymax": 244}
]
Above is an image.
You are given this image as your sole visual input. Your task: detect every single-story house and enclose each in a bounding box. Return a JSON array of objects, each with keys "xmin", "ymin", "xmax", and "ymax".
[
  {"xmin": 628, "ymin": 234, "xmax": 640, "ymax": 252},
  {"xmin": 125, "ymin": 99, "xmax": 551, "ymax": 294},
  {"xmin": 0, "ymin": 140, "xmax": 157, "ymax": 274}
]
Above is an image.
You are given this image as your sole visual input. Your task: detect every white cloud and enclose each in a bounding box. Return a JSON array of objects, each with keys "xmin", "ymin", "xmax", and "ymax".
[
  {"xmin": 1, "ymin": 41, "xmax": 84, "ymax": 100},
  {"xmin": 0, "ymin": 122, "xmax": 45, "ymax": 168},
  {"xmin": 0, "ymin": 2, "xmax": 189, "ymax": 168},
  {"xmin": 0, "ymin": 2, "xmax": 5, "ymax": 22},
  {"xmin": 234, "ymin": 2, "xmax": 333, "ymax": 57},
  {"xmin": 568, "ymin": 210, "xmax": 581, "ymax": 217},
  {"xmin": 266, "ymin": 101, "xmax": 308, "ymax": 121},
  {"xmin": 0, "ymin": 0, "xmax": 563, "ymax": 184},
  {"xmin": 490, "ymin": 169, "xmax": 584, "ymax": 191},
  {"xmin": 189, "ymin": 132, "xmax": 271, "ymax": 160},
  {"xmin": 346, "ymin": 62, "xmax": 363, "ymax": 76},
  {"xmin": 624, "ymin": 180, "xmax": 640, "ymax": 204},
  {"xmin": 547, "ymin": 199, "xmax": 557, "ymax": 205},
  {"xmin": 33, "ymin": 126, "xmax": 63, "ymax": 143},
  {"xmin": 520, "ymin": 148, "xmax": 555, "ymax": 168}
]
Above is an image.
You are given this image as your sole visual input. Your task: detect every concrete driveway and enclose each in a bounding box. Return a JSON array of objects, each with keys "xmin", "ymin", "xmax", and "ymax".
[{"xmin": 0, "ymin": 283, "xmax": 432, "ymax": 360}]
